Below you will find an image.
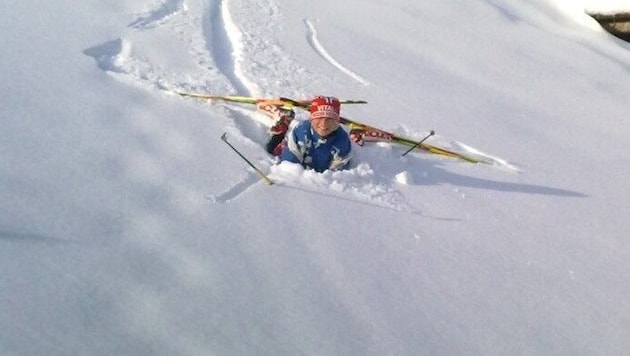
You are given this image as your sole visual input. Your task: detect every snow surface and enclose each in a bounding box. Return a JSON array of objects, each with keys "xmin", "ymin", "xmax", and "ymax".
[{"xmin": 2, "ymin": 0, "xmax": 630, "ymax": 354}]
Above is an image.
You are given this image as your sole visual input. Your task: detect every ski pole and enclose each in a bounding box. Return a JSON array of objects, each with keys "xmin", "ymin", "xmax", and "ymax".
[
  {"xmin": 401, "ymin": 130, "xmax": 435, "ymax": 157},
  {"xmin": 220, "ymin": 133, "xmax": 274, "ymax": 185}
]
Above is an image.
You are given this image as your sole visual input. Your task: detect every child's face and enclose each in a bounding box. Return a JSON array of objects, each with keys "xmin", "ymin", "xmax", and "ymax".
[{"xmin": 311, "ymin": 117, "xmax": 339, "ymax": 137}]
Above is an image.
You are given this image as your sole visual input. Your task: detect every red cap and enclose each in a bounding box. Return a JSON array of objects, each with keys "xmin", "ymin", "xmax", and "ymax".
[{"xmin": 310, "ymin": 96, "xmax": 340, "ymax": 121}]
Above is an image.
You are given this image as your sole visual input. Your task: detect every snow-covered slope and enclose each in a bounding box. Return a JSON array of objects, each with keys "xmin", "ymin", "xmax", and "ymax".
[{"xmin": 2, "ymin": 0, "xmax": 630, "ymax": 354}]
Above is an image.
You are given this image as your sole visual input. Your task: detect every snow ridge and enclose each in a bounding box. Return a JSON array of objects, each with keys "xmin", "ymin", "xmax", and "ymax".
[
  {"xmin": 304, "ymin": 19, "xmax": 370, "ymax": 86},
  {"xmin": 82, "ymin": 38, "xmax": 132, "ymax": 73},
  {"xmin": 204, "ymin": 0, "xmax": 260, "ymax": 96},
  {"xmin": 269, "ymin": 162, "xmax": 415, "ymax": 212}
]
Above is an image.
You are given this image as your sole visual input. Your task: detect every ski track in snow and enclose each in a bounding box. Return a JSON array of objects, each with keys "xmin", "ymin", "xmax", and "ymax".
[
  {"xmin": 204, "ymin": 0, "xmax": 260, "ymax": 96},
  {"xmin": 83, "ymin": 0, "xmax": 267, "ymax": 140},
  {"xmin": 82, "ymin": 38, "xmax": 175, "ymax": 92},
  {"xmin": 83, "ymin": 2, "xmax": 218, "ymax": 92},
  {"xmin": 83, "ymin": 0, "xmax": 263, "ymax": 96},
  {"xmin": 128, "ymin": 0, "xmax": 187, "ymax": 29},
  {"xmin": 304, "ymin": 19, "xmax": 370, "ymax": 86}
]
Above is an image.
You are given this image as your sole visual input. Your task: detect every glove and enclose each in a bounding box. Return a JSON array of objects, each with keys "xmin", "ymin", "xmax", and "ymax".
[
  {"xmin": 349, "ymin": 128, "xmax": 365, "ymax": 146},
  {"xmin": 269, "ymin": 112, "xmax": 293, "ymax": 136}
]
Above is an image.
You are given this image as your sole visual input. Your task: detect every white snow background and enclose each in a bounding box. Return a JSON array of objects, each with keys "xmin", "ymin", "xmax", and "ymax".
[{"xmin": 2, "ymin": 0, "xmax": 630, "ymax": 355}]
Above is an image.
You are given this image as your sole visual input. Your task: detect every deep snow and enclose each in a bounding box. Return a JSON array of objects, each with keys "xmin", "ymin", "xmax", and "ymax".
[{"xmin": 2, "ymin": 0, "xmax": 630, "ymax": 355}]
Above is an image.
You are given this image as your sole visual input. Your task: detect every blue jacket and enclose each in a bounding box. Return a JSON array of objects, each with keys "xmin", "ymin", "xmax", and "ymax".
[{"xmin": 280, "ymin": 120, "xmax": 352, "ymax": 172}]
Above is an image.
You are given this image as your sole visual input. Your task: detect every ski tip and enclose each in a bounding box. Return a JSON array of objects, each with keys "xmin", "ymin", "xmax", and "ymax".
[{"xmin": 220, "ymin": 132, "xmax": 228, "ymax": 141}]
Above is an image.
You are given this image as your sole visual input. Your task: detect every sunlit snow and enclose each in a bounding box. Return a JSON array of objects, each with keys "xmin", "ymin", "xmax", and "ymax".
[{"xmin": 2, "ymin": 0, "xmax": 630, "ymax": 354}]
